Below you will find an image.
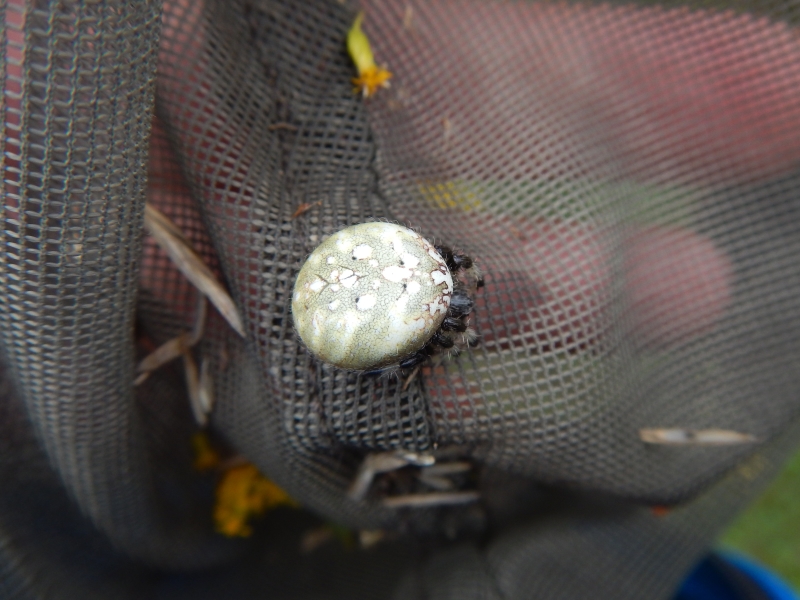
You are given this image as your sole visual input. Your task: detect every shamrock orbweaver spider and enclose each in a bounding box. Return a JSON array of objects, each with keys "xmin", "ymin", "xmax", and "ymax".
[{"xmin": 292, "ymin": 223, "xmax": 482, "ymax": 374}]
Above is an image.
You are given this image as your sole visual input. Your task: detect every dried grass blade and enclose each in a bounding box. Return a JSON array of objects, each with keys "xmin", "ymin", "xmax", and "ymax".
[
  {"xmin": 198, "ymin": 358, "xmax": 214, "ymax": 416},
  {"xmin": 144, "ymin": 203, "xmax": 244, "ymax": 337},
  {"xmin": 183, "ymin": 352, "xmax": 207, "ymax": 427},
  {"xmin": 135, "ymin": 332, "xmax": 192, "ymax": 385},
  {"xmin": 382, "ymin": 491, "xmax": 480, "ymax": 508},
  {"xmin": 189, "ymin": 294, "xmax": 208, "ymax": 345},
  {"xmin": 640, "ymin": 428, "xmax": 758, "ymax": 446}
]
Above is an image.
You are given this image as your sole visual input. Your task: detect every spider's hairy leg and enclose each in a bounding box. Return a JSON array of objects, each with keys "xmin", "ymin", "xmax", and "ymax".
[
  {"xmin": 434, "ymin": 245, "xmax": 456, "ymax": 271},
  {"xmin": 449, "ymin": 288, "xmax": 474, "ymax": 317},
  {"xmin": 431, "ymin": 331, "xmax": 455, "ymax": 349},
  {"xmin": 398, "ymin": 352, "xmax": 427, "ymax": 371},
  {"xmin": 442, "ymin": 316, "xmax": 468, "ymax": 333}
]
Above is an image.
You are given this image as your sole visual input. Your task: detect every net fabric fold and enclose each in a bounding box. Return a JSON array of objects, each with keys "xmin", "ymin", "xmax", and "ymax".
[
  {"xmin": 0, "ymin": 363, "xmax": 161, "ymax": 599},
  {"xmin": 3, "ymin": 0, "xmax": 800, "ymax": 597},
  {"xmin": 0, "ymin": 0, "xmax": 240, "ymax": 568}
]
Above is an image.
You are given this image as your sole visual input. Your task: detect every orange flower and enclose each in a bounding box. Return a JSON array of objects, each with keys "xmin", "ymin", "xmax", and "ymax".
[
  {"xmin": 352, "ymin": 65, "xmax": 393, "ymax": 99},
  {"xmin": 347, "ymin": 12, "xmax": 392, "ymax": 98},
  {"xmin": 214, "ymin": 464, "xmax": 298, "ymax": 537}
]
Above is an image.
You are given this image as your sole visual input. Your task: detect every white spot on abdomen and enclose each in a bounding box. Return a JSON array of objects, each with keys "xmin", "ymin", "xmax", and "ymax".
[
  {"xmin": 392, "ymin": 293, "xmax": 410, "ymax": 313},
  {"xmin": 431, "ymin": 269, "xmax": 453, "ymax": 292},
  {"xmin": 383, "ymin": 265, "xmax": 413, "ymax": 282},
  {"xmin": 356, "ymin": 294, "xmax": 376, "ymax": 311},
  {"xmin": 428, "ymin": 296, "xmax": 449, "ymax": 315},
  {"xmin": 353, "ymin": 244, "xmax": 373, "ymax": 259},
  {"xmin": 400, "ymin": 253, "xmax": 420, "ymax": 268},
  {"xmin": 427, "ymin": 248, "xmax": 443, "ymax": 262},
  {"xmin": 431, "ymin": 270, "xmax": 447, "ymax": 285}
]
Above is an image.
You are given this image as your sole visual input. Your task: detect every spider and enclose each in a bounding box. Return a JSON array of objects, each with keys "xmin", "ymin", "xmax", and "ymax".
[{"xmin": 291, "ymin": 222, "xmax": 483, "ymax": 374}]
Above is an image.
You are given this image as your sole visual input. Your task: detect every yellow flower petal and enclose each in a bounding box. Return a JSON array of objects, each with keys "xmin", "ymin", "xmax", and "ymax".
[
  {"xmin": 352, "ymin": 65, "xmax": 393, "ymax": 98},
  {"xmin": 213, "ymin": 463, "xmax": 298, "ymax": 537}
]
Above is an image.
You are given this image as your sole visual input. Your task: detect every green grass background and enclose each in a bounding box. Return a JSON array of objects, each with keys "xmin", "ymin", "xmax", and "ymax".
[{"xmin": 721, "ymin": 446, "xmax": 800, "ymax": 591}]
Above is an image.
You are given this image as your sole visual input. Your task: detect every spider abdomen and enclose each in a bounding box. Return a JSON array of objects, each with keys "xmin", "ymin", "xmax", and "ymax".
[{"xmin": 292, "ymin": 222, "xmax": 454, "ymax": 370}]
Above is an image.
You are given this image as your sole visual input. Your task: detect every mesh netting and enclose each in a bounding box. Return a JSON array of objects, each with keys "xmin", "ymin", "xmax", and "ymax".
[{"xmin": 2, "ymin": 0, "xmax": 800, "ymax": 598}]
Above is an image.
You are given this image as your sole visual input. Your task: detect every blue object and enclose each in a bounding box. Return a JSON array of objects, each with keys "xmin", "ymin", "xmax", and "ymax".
[
  {"xmin": 724, "ymin": 552, "xmax": 799, "ymax": 600},
  {"xmin": 675, "ymin": 552, "xmax": 798, "ymax": 600}
]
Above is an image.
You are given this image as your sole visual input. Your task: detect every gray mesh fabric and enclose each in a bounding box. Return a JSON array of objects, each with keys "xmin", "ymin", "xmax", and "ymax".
[
  {"xmin": 3, "ymin": 0, "xmax": 800, "ymax": 598},
  {"xmin": 0, "ymin": 0, "xmax": 240, "ymax": 569}
]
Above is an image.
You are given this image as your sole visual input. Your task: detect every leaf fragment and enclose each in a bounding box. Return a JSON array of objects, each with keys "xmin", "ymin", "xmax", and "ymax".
[{"xmin": 291, "ymin": 201, "xmax": 321, "ymax": 219}]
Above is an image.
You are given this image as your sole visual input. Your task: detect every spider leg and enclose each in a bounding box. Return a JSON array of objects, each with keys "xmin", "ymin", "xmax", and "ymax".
[
  {"xmin": 434, "ymin": 244, "xmax": 456, "ymax": 272},
  {"xmin": 465, "ymin": 328, "xmax": 480, "ymax": 347},
  {"xmin": 452, "ymin": 253, "xmax": 473, "ymax": 271},
  {"xmin": 449, "ymin": 288, "xmax": 474, "ymax": 317},
  {"xmin": 398, "ymin": 351, "xmax": 429, "ymax": 371},
  {"xmin": 362, "ymin": 366, "xmax": 387, "ymax": 376},
  {"xmin": 471, "ymin": 264, "xmax": 485, "ymax": 288},
  {"xmin": 434, "ymin": 243, "xmax": 483, "ymax": 293},
  {"xmin": 431, "ymin": 331, "xmax": 455, "ymax": 348},
  {"xmin": 362, "ymin": 343, "xmax": 435, "ymax": 378},
  {"xmin": 442, "ymin": 316, "xmax": 468, "ymax": 333},
  {"xmin": 402, "ymin": 365, "xmax": 422, "ymax": 391}
]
